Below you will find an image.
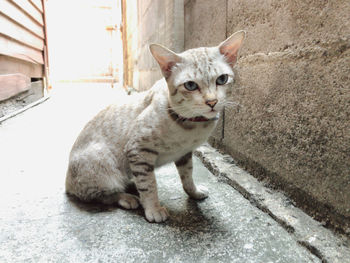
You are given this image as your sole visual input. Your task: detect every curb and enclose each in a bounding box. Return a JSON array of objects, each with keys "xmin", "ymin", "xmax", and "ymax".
[
  {"xmin": 195, "ymin": 144, "xmax": 350, "ymax": 263},
  {"xmin": 0, "ymin": 95, "xmax": 50, "ymax": 124}
]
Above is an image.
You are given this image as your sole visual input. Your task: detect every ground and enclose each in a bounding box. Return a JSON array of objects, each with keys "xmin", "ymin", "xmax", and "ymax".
[{"xmin": 0, "ymin": 83, "xmax": 339, "ymax": 262}]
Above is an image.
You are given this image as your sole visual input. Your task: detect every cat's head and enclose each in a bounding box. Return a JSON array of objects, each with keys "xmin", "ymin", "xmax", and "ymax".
[{"xmin": 150, "ymin": 31, "xmax": 245, "ymax": 119}]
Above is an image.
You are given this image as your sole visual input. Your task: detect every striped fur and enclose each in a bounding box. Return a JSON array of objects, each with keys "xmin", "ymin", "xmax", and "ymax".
[{"xmin": 65, "ymin": 31, "xmax": 245, "ymax": 223}]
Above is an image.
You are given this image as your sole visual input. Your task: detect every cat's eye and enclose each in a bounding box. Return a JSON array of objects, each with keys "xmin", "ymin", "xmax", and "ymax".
[
  {"xmin": 184, "ymin": 81, "xmax": 199, "ymax": 91},
  {"xmin": 216, "ymin": 74, "xmax": 228, "ymax": 85}
]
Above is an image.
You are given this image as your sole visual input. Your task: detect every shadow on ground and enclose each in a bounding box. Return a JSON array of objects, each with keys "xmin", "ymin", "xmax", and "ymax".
[{"xmin": 0, "ymin": 83, "xmax": 319, "ymax": 262}]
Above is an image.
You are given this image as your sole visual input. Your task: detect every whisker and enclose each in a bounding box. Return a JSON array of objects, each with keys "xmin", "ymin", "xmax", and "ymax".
[
  {"xmin": 166, "ymin": 105, "xmax": 188, "ymax": 110},
  {"xmin": 223, "ymin": 100, "xmax": 243, "ymax": 108}
]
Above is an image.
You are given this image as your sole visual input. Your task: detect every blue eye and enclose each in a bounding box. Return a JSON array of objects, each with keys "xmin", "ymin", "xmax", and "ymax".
[
  {"xmin": 216, "ymin": 74, "xmax": 228, "ymax": 85},
  {"xmin": 184, "ymin": 81, "xmax": 199, "ymax": 91}
]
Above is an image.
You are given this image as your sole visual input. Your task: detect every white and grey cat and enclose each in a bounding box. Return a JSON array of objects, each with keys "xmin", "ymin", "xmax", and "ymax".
[{"xmin": 65, "ymin": 30, "xmax": 245, "ymax": 223}]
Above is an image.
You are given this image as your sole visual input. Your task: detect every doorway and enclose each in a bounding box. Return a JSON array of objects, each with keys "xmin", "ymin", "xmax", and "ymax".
[{"xmin": 45, "ymin": 0, "xmax": 123, "ymax": 84}]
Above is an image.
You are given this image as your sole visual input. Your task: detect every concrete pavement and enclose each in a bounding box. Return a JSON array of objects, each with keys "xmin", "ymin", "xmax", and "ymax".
[{"xmin": 0, "ymin": 83, "xmax": 346, "ymax": 262}]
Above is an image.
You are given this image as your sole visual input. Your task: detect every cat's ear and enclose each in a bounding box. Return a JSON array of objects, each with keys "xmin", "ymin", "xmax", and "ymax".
[
  {"xmin": 149, "ymin": 44, "xmax": 182, "ymax": 79},
  {"xmin": 219, "ymin": 30, "xmax": 246, "ymax": 67}
]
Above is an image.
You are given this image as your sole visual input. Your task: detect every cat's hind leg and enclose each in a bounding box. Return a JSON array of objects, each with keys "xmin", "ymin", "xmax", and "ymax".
[
  {"xmin": 96, "ymin": 192, "xmax": 139, "ymax": 209},
  {"xmin": 115, "ymin": 193, "xmax": 139, "ymax": 209},
  {"xmin": 66, "ymin": 142, "xmax": 139, "ymax": 208},
  {"xmin": 66, "ymin": 166, "xmax": 140, "ymax": 209}
]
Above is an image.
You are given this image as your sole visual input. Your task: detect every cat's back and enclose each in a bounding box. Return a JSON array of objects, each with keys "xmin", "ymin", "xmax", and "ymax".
[{"xmin": 70, "ymin": 81, "xmax": 167, "ymax": 153}]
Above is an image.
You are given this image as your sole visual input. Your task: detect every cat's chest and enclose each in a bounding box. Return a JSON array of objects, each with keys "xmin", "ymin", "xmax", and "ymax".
[{"xmin": 154, "ymin": 122, "xmax": 215, "ymax": 167}]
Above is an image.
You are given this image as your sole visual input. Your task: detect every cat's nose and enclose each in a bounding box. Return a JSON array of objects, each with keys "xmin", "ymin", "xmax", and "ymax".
[{"xmin": 205, "ymin": 99, "xmax": 218, "ymax": 109}]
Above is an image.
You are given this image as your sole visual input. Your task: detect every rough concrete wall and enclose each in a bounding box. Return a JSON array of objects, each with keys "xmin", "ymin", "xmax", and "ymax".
[
  {"xmin": 184, "ymin": 0, "xmax": 350, "ymax": 233},
  {"xmin": 133, "ymin": 0, "xmax": 350, "ymax": 233},
  {"xmin": 136, "ymin": 0, "xmax": 184, "ymax": 91}
]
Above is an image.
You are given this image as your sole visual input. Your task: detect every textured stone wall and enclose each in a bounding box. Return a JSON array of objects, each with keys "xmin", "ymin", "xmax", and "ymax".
[
  {"xmin": 133, "ymin": 0, "xmax": 350, "ymax": 233},
  {"xmin": 185, "ymin": 0, "xmax": 350, "ymax": 233}
]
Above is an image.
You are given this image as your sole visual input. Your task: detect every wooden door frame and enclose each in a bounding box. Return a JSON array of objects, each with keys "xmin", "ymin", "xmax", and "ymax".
[
  {"xmin": 42, "ymin": 0, "xmax": 50, "ymax": 91},
  {"xmin": 121, "ymin": 0, "xmax": 128, "ymax": 89}
]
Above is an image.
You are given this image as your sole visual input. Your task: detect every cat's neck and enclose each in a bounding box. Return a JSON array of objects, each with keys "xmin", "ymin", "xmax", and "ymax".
[{"xmin": 167, "ymin": 107, "xmax": 218, "ymax": 123}]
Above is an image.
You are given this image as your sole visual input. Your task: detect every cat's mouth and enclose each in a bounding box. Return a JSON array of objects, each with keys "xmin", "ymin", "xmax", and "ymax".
[{"xmin": 203, "ymin": 109, "xmax": 219, "ymax": 118}]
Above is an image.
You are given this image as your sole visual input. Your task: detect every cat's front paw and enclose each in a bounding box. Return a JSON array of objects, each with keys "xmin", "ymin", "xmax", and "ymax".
[
  {"xmin": 187, "ymin": 185, "xmax": 209, "ymax": 200},
  {"xmin": 145, "ymin": 206, "xmax": 169, "ymax": 223}
]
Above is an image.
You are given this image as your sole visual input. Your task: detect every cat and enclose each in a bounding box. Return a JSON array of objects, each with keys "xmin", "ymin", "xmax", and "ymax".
[{"xmin": 65, "ymin": 30, "xmax": 246, "ymax": 223}]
